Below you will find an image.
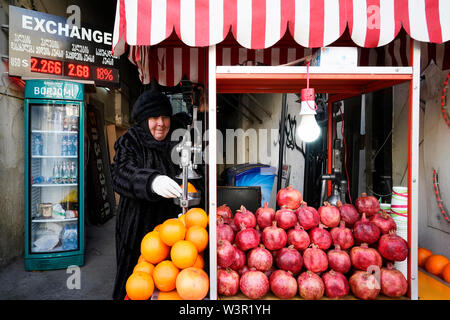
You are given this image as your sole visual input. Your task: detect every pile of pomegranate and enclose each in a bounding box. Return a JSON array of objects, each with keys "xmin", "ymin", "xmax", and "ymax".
[{"xmin": 216, "ymin": 187, "xmax": 409, "ymax": 300}]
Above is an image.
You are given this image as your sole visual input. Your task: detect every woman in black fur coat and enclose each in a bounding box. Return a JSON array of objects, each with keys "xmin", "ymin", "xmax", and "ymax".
[{"xmin": 110, "ymin": 88, "xmax": 192, "ymax": 300}]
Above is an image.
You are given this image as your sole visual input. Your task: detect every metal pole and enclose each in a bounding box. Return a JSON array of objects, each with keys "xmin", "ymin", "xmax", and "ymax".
[
  {"xmin": 207, "ymin": 45, "xmax": 217, "ymax": 300},
  {"xmin": 276, "ymin": 94, "xmax": 288, "ymax": 210},
  {"xmin": 408, "ymin": 39, "xmax": 420, "ymax": 301}
]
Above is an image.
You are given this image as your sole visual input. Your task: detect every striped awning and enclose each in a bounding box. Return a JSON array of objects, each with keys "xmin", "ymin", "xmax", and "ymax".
[{"xmin": 113, "ymin": 0, "xmax": 450, "ymax": 85}]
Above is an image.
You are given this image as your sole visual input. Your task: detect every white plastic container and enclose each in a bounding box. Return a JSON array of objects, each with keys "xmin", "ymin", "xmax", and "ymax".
[{"xmin": 390, "ymin": 186, "xmax": 408, "ymax": 278}]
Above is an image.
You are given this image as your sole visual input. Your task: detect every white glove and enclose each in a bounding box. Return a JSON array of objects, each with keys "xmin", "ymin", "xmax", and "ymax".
[{"xmin": 151, "ymin": 175, "xmax": 183, "ymax": 198}]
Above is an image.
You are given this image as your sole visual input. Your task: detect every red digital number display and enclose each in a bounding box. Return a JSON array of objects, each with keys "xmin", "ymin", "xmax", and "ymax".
[
  {"xmin": 29, "ymin": 57, "xmax": 117, "ymax": 83},
  {"xmin": 30, "ymin": 57, "xmax": 63, "ymax": 75},
  {"xmin": 65, "ymin": 63, "xmax": 91, "ymax": 79},
  {"xmin": 96, "ymin": 67, "xmax": 116, "ymax": 82}
]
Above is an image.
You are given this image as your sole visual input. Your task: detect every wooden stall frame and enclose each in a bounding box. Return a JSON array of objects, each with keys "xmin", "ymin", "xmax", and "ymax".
[{"xmin": 208, "ymin": 40, "xmax": 421, "ymax": 300}]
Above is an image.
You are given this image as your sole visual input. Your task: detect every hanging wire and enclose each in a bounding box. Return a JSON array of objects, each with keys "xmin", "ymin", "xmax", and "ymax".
[{"xmin": 337, "ymin": 105, "xmax": 353, "ymax": 204}]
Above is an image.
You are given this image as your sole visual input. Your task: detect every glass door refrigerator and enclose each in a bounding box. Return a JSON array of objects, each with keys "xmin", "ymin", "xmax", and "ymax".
[{"xmin": 24, "ymin": 79, "xmax": 85, "ymax": 271}]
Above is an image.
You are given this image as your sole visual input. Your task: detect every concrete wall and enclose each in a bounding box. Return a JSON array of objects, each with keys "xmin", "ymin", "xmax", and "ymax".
[
  {"xmin": 0, "ymin": 0, "xmax": 129, "ymax": 267},
  {"xmin": 392, "ymin": 62, "xmax": 450, "ymax": 258}
]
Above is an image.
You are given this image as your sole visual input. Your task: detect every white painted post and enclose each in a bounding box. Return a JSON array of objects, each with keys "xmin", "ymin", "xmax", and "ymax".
[
  {"xmin": 409, "ymin": 40, "xmax": 421, "ymax": 300},
  {"xmin": 208, "ymin": 45, "xmax": 217, "ymax": 300}
]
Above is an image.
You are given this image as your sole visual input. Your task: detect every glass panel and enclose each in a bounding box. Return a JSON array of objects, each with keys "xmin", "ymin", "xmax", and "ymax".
[{"xmin": 29, "ymin": 103, "xmax": 80, "ymax": 253}]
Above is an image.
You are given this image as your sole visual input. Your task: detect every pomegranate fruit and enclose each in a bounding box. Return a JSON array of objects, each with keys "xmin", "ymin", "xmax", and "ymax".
[
  {"xmin": 297, "ymin": 271, "xmax": 325, "ymax": 300},
  {"xmin": 261, "ymin": 221, "xmax": 287, "ymax": 251},
  {"xmin": 217, "ymin": 218, "xmax": 235, "ymax": 243},
  {"xmin": 217, "ymin": 204, "xmax": 233, "ymax": 220},
  {"xmin": 265, "ymin": 265, "xmax": 277, "ymax": 278},
  {"xmin": 276, "ymin": 245, "xmax": 303, "ymax": 275},
  {"xmin": 349, "ymin": 270, "xmax": 380, "ymax": 300},
  {"xmin": 217, "ymin": 240, "xmax": 236, "ymax": 268},
  {"xmin": 229, "ymin": 245, "xmax": 246, "ymax": 271},
  {"xmin": 322, "ymin": 270, "xmax": 349, "ymax": 299},
  {"xmin": 353, "ymin": 213, "xmax": 381, "ymax": 244},
  {"xmin": 238, "ymin": 265, "xmax": 250, "ymax": 276},
  {"xmin": 330, "ymin": 221, "xmax": 354, "ymax": 250},
  {"xmin": 235, "ymin": 224, "xmax": 260, "ymax": 252},
  {"xmin": 355, "ymin": 192, "xmax": 380, "ymax": 217},
  {"xmin": 234, "ymin": 205, "xmax": 257, "ymax": 229},
  {"xmin": 296, "ymin": 203, "xmax": 320, "ymax": 230},
  {"xmin": 370, "ymin": 210, "xmax": 397, "ymax": 235},
  {"xmin": 318, "ymin": 201, "xmax": 341, "ymax": 228},
  {"xmin": 217, "ymin": 268, "xmax": 240, "ymax": 296},
  {"xmin": 380, "ymin": 263, "xmax": 408, "ymax": 297},
  {"xmin": 287, "ymin": 224, "xmax": 310, "ymax": 251},
  {"xmin": 275, "ymin": 206, "xmax": 297, "ymax": 230},
  {"xmin": 327, "ymin": 245, "xmax": 351, "ymax": 274},
  {"xmin": 247, "ymin": 245, "xmax": 273, "ymax": 272},
  {"xmin": 239, "ymin": 270, "xmax": 269, "ymax": 299},
  {"xmin": 309, "ymin": 224, "xmax": 332, "ymax": 250},
  {"xmin": 269, "ymin": 270, "xmax": 298, "ymax": 299},
  {"xmin": 336, "ymin": 200, "xmax": 360, "ymax": 227},
  {"xmin": 303, "ymin": 245, "xmax": 328, "ymax": 273},
  {"xmin": 276, "ymin": 185, "xmax": 303, "ymax": 210},
  {"xmin": 377, "ymin": 230, "xmax": 408, "ymax": 262},
  {"xmin": 255, "ymin": 202, "xmax": 276, "ymax": 229},
  {"xmin": 350, "ymin": 243, "xmax": 382, "ymax": 271}
]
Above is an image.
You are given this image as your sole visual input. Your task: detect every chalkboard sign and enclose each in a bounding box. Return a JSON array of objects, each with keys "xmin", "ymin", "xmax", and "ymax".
[{"xmin": 86, "ymin": 104, "xmax": 115, "ymax": 225}]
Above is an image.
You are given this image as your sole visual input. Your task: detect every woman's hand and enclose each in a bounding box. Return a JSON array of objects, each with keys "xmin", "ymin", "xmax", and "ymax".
[{"xmin": 151, "ymin": 175, "xmax": 183, "ymax": 198}]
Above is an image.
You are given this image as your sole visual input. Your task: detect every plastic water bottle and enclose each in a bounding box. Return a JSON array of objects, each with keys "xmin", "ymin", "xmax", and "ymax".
[
  {"xmin": 61, "ymin": 135, "xmax": 67, "ymax": 156},
  {"xmin": 62, "ymin": 224, "xmax": 78, "ymax": 250},
  {"xmin": 73, "ymin": 134, "xmax": 78, "ymax": 156},
  {"xmin": 70, "ymin": 162, "xmax": 77, "ymax": 183},
  {"xmin": 33, "ymin": 134, "xmax": 42, "ymax": 156},
  {"xmin": 69, "ymin": 135, "xmax": 74, "ymax": 156}
]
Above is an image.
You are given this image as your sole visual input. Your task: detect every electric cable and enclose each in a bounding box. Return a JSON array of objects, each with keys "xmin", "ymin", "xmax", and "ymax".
[{"xmin": 338, "ymin": 105, "xmax": 353, "ymax": 204}]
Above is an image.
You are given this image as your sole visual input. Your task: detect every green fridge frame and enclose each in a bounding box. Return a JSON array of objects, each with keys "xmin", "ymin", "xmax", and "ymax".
[{"xmin": 24, "ymin": 79, "xmax": 85, "ymax": 271}]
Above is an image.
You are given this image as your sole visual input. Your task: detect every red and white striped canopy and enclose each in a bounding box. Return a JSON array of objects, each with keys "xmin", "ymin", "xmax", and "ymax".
[
  {"xmin": 113, "ymin": 0, "xmax": 450, "ymax": 85},
  {"xmin": 114, "ymin": 0, "xmax": 450, "ymax": 53}
]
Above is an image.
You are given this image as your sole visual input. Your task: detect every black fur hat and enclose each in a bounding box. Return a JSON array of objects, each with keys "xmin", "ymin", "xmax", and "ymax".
[{"xmin": 131, "ymin": 88, "xmax": 172, "ymax": 123}]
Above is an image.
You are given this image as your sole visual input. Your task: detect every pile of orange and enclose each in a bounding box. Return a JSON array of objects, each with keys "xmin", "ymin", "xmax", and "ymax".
[
  {"xmin": 125, "ymin": 207, "xmax": 210, "ymax": 300},
  {"xmin": 419, "ymin": 247, "xmax": 450, "ymax": 283}
]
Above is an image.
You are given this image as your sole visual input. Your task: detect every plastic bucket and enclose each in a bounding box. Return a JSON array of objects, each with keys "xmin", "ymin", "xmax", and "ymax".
[{"xmin": 390, "ymin": 186, "xmax": 408, "ymax": 278}]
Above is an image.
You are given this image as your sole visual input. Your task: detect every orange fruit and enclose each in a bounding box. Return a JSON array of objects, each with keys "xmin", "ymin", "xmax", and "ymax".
[
  {"xmin": 171, "ymin": 240, "xmax": 198, "ymax": 269},
  {"xmin": 126, "ymin": 271, "xmax": 154, "ymax": 300},
  {"xmin": 140, "ymin": 231, "xmax": 170, "ymax": 264},
  {"xmin": 418, "ymin": 247, "xmax": 433, "ymax": 268},
  {"xmin": 152, "ymin": 260, "xmax": 180, "ymax": 292},
  {"xmin": 159, "ymin": 219, "xmax": 186, "ymax": 246},
  {"xmin": 133, "ymin": 261, "xmax": 155, "ymax": 276},
  {"xmin": 176, "ymin": 267, "xmax": 209, "ymax": 300},
  {"xmin": 442, "ymin": 263, "xmax": 450, "ymax": 283},
  {"xmin": 185, "ymin": 208, "xmax": 208, "ymax": 229},
  {"xmin": 192, "ymin": 254, "xmax": 205, "ymax": 269},
  {"xmin": 157, "ymin": 290, "xmax": 183, "ymax": 300},
  {"xmin": 153, "ymin": 224, "xmax": 162, "ymax": 232},
  {"xmin": 137, "ymin": 254, "xmax": 146, "ymax": 264},
  {"xmin": 178, "ymin": 214, "xmax": 186, "ymax": 226},
  {"xmin": 185, "ymin": 226, "xmax": 209, "ymax": 253},
  {"xmin": 425, "ymin": 254, "xmax": 449, "ymax": 276},
  {"xmin": 180, "ymin": 182, "xmax": 197, "ymax": 193}
]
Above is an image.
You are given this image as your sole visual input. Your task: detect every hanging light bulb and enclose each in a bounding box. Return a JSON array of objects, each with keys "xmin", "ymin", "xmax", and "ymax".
[{"xmin": 296, "ymin": 88, "xmax": 321, "ymax": 143}]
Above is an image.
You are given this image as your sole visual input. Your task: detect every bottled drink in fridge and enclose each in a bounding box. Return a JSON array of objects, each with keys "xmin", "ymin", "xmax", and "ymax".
[
  {"xmin": 33, "ymin": 134, "xmax": 42, "ymax": 156},
  {"xmin": 61, "ymin": 223, "xmax": 78, "ymax": 250},
  {"xmin": 73, "ymin": 134, "xmax": 78, "ymax": 156},
  {"xmin": 61, "ymin": 135, "xmax": 67, "ymax": 156}
]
